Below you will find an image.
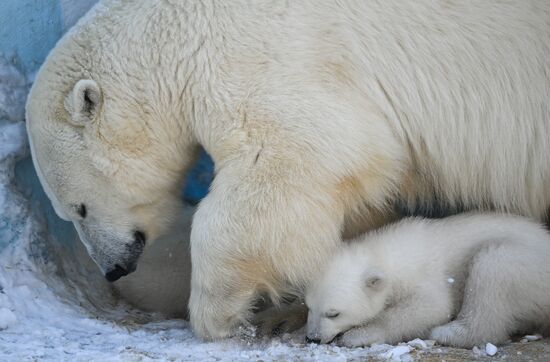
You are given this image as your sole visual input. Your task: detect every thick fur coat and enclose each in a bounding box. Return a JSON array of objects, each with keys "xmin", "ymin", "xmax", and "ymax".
[
  {"xmin": 26, "ymin": 0, "xmax": 550, "ymax": 339},
  {"xmin": 306, "ymin": 213, "xmax": 550, "ymax": 348}
]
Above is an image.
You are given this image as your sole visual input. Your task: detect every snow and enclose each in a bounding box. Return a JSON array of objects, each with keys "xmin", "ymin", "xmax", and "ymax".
[
  {"xmin": 407, "ymin": 338, "xmax": 431, "ymax": 349},
  {"xmin": 383, "ymin": 345, "xmax": 412, "ymax": 361},
  {"xmin": 485, "ymin": 343, "xmax": 498, "ymax": 356},
  {"xmin": 0, "ymin": 308, "xmax": 17, "ymax": 330},
  {"xmin": 521, "ymin": 334, "xmax": 543, "ymax": 343}
]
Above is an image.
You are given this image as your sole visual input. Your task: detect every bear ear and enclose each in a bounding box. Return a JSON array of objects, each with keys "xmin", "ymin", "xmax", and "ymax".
[
  {"xmin": 68, "ymin": 79, "xmax": 102, "ymax": 126},
  {"xmin": 363, "ymin": 269, "xmax": 385, "ymax": 291}
]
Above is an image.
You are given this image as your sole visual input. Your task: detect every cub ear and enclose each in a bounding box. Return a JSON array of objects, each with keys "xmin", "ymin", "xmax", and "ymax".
[
  {"xmin": 363, "ymin": 269, "xmax": 385, "ymax": 291},
  {"xmin": 68, "ymin": 79, "xmax": 102, "ymax": 126}
]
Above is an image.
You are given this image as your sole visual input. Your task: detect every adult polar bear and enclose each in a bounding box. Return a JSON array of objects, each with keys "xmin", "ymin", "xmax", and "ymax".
[{"xmin": 26, "ymin": 0, "xmax": 550, "ymax": 339}]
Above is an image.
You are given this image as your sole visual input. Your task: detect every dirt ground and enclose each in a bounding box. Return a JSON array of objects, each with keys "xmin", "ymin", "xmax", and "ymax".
[{"xmin": 394, "ymin": 338, "xmax": 550, "ymax": 361}]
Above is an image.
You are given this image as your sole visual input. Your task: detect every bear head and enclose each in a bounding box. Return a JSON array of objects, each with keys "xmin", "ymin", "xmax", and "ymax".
[
  {"xmin": 305, "ymin": 248, "xmax": 390, "ymax": 344},
  {"xmin": 26, "ymin": 26, "xmax": 199, "ymax": 281}
]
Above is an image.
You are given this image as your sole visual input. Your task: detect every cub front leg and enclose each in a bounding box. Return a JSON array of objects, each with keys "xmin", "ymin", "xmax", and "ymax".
[
  {"xmin": 340, "ymin": 324, "xmax": 388, "ymax": 347},
  {"xmin": 189, "ymin": 164, "xmax": 343, "ymax": 340},
  {"xmin": 340, "ymin": 285, "xmax": 452, "ymax": 347}
]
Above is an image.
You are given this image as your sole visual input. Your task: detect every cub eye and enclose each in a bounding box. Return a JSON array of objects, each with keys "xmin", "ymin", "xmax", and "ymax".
[
  {"xmin": 77, "ymin": 204, "xmax": 87, "ymax": 218},
  {"xmin": 325, "ymin": 311, "xmax": 340, "ymax": 319}
]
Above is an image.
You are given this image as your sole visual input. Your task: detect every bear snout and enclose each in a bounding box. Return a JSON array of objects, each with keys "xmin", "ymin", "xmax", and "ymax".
[
  {"xmin": 96, "ymin": 234, "xmax": 144, "ymax": 282},
  {"xmin": 101, "ymin": 230, "xmax": 146, "ymax": 281},
  {"xmin": 133, "ymin": 230, "xmax": 146, "ymax": 247},
  {"xmin": 104, "ymin": 261, "xmax": 138, "ymax": 282}
]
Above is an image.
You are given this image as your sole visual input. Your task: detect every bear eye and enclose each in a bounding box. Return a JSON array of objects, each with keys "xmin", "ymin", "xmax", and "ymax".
[
  {"xmin": 77, "ymin": 203, "xmax": 87, "ymax": 218},
  {"xmin": 325, "ymin": 311, "xmax": 340, "ymax": 319}
]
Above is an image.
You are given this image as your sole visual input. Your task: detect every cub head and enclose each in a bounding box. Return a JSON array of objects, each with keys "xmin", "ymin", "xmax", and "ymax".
[
  {"xmin": 26, "ymin": 30, "xmax": 199, "ymax": 281},
  {"xmin": 305, "ymin": 249, "xmax": 389, "ymax": 344}
]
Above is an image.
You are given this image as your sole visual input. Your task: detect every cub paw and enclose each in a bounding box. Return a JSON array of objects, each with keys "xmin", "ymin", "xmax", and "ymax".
[{"xmin": 338, "ymin": 326, "xmax": 386, "ymax": 348}]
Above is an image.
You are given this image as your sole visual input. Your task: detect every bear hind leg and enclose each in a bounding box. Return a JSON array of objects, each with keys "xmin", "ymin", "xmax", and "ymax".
[{"xmin": 431, "ymin": 244, "xmax": 523, "ymax": 347}]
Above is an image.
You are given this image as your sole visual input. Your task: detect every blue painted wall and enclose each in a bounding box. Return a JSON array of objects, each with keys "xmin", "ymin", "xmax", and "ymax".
[{"xmin": 0, "ymin": 0, "xmax": 63, "ymax": 75}]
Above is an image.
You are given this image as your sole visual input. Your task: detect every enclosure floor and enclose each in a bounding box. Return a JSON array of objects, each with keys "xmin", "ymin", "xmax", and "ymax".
[{"xmin": 408, "ymin": 339, "xmax": 550, "ymax": 362}]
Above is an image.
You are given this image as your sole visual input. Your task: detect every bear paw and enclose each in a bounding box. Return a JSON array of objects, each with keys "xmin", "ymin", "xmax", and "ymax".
[
  {"xmin": 253, "ymin": 301, "xmax": 308, "ymax": 337},
  {"xmin": 430, "ymin": 321, "xmax": 472, "ymax": 348}
]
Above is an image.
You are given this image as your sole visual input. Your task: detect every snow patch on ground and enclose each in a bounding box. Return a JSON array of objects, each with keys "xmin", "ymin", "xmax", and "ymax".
[
  {"xmin": 0, "ymin": 308, "xmax": 17, "ymax": 330},
  {"xmin": 522, "ymin": 334, "xmax": 543, "ymax": 343},
  {"xmin": 383, "ymin": 345, "xmax": 412, "ymax": 361},
  {"xmin": 485, "ymin": 343, "xmax": 498, "ymax": 356}
]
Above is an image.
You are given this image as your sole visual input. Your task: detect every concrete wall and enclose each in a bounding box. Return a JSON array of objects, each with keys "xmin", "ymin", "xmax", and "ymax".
[{"xmin": 0, "ymin": 0, "xmax": 95, "ymax": 75}]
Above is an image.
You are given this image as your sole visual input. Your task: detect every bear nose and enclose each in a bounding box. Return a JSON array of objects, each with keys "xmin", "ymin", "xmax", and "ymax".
[
  {"xmin": 306, "ymin": 336, "xmax": 321, "ymax": 344},
  {"xmin": 105, "ymin": 261, "xmax": 138, "ymax": 282},
  {"xmin": 105, "ymin": 264, "xmax": 129, "ymax": 282},
  {"xmin": 133, "ymin": 230, "xmax": 146, "ymax": 247}
]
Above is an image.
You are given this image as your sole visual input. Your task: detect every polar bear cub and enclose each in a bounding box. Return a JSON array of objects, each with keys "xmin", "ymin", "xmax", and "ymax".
[{"xmin": 305, "ymin": 213, "xmax": 550, "ymax": 348}]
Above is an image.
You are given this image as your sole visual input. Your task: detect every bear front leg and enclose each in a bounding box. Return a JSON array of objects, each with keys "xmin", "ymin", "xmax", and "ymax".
[
  {"xmin": 188, "ymin": 166, "xmax": 343, "ymax": 340},
  {"xmin": 339, "ymin": 324, "xmax": 388, "ymax": 347}
]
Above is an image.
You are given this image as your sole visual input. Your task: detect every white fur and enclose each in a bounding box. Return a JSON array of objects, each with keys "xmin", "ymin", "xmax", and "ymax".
[
  {"xmin": 112, "ymin": 205, "xmax": 193, "ymax": 318},
  {"xmin": 306, "ymin": 213, "xmax": 550, "ymax": 348},
  {"xmin": 25, "ymin": 0, "xmax": 550, "ymax": 339}
]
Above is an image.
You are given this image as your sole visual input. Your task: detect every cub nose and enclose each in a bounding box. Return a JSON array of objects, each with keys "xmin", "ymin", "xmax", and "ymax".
[{"xmin": 306, "ymin": 336, "xmax": 321, "ymax": 344}]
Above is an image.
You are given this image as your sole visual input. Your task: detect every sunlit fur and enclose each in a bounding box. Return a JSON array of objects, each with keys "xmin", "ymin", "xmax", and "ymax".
[
  {"xmin": 26, "ymin": 0, "xmax": 550, "ymax": 339},
  {"xmin": 307, "ymin": 213, "xmax": 550, "ymax": 348}
]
